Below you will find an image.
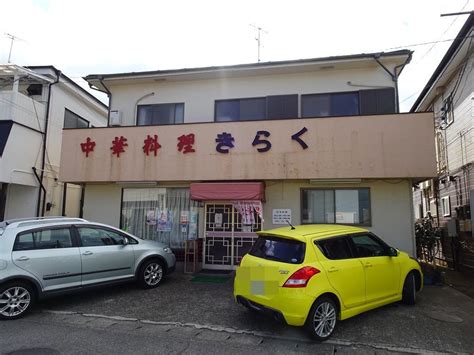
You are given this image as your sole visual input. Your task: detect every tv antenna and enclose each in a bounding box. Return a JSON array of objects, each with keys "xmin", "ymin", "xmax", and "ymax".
[
  {"xmin": 5, "ymin": 33, "xmax": 25, "ymax": 63},
  {"xmin": 250, "ymin": 24, "xmax": 268, "ymax": 63}
]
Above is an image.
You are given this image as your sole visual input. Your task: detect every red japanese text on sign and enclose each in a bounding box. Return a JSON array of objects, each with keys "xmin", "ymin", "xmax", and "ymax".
[
  {"xmin": 177, "ymin": 133, "xmax": 196, "ymax": 153},
  {"xmin": 111, "ymin": 136, "xmax": 128, "ymax": 157},
  {"xmin": 80, "ymin": 137, "xmax": 96, "ymax": 157},
  {"xmin": 143, "ymin": 134, "xmax": 162, "ymax": 156}
]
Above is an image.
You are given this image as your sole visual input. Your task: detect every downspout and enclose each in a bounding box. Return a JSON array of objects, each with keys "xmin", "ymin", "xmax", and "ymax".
[
  {"xmin": 32, "ymin": 167, "xmax": 47, "ymax": 216},
  {"xmin": 36, "ymin": 69, "xmax": 61, "ymax": 217},
  {"xmin": 61, "ymin": 182, "xmax": 67, "ymax": 216},
  {"xmin": 373, "ymin": 52, "xmax": 412, "ymax": 113},
  {"xmin": 89, "ymin": 76, "xmax": 112, "ymax": 126}
]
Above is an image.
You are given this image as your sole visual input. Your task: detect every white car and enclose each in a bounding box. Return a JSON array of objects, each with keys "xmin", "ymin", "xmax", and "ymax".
[{"xmin": 0, "ymin": 217, "xmax": 176, "ymax": 320}]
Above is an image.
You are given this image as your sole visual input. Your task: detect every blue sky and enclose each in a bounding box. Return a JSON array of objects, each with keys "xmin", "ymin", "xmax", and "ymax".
[{"xmin": 1, "ymin": 0, "xmax": 472, "ymax": 110}]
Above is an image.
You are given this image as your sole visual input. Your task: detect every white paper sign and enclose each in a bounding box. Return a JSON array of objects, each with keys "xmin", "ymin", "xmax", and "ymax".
[{"xmin": 272, "ymin": 209, "xmax": 292, "ymax": 225}]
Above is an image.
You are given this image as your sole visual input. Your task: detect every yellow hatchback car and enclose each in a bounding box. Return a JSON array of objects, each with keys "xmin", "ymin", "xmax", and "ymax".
[{"xmin": 234, "ymin": 224, "xmax": 422, "ymax": 341}]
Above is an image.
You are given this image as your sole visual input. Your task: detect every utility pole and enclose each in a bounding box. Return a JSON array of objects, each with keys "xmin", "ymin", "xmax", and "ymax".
[{"xmin": 250, "ymin": 24, "xmax": 268, "ymax": 62}]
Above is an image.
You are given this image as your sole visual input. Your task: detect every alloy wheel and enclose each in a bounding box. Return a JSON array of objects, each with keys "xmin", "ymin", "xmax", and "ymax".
[
  {"xmin": 0, "ymin": 286, "xmax": 31, "ymax": 318},
  {"xmin": 144, "ymin": 263, "xmax": 163, "ymax": 286},
  {"xmin": 312, "ymin": 301, "xmax": 336, "ymax": 338}
]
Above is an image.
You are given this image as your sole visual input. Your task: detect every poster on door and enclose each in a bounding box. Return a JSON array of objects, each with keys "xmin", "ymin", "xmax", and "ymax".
[{"xmin": 157, "ymin": 209, "xmax": 173, "ymax": 232}]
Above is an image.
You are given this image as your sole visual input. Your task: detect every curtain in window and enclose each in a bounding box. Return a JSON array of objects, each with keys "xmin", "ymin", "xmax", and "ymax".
[{"xmin": 121, "ymin": 188, "xmax": 199, "ymax": 248}]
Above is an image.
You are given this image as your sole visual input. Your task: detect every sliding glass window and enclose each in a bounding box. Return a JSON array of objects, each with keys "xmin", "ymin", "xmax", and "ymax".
[
  {"xmin": 301, "ymin": 188, "xmax": 371, "ymax": 225},
  {"xmin": 137, "ymin": 103, "xmax": 184, "ymax": 125}
]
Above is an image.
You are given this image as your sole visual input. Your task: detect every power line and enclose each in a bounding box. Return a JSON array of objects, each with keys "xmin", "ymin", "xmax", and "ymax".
[{"xmin": 385, "ymin": 35, "xmax": 473, "ymax": 51}]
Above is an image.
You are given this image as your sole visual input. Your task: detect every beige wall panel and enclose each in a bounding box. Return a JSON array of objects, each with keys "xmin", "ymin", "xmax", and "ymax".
[{"xmin": 60, "ymin": 113, "xmax": 436, "ymax": 183}]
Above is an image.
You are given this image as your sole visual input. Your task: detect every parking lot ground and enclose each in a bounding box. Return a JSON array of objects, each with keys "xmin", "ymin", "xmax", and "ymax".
[{"xmin": 34, "ymin": 271, "xmax": 474, "ymax": 354}]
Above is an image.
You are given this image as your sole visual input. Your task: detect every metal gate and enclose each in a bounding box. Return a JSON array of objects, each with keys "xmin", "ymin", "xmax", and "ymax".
[{"xmin": 203, "ymin": 203, "xmax": 261, "ymax": 270}]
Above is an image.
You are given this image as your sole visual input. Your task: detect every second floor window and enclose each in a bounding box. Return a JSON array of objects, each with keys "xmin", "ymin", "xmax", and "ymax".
[
  {"xmin": 137, "ymin": 103, "xmax": 184, "ymax": 125},
  {"xmin": 215, "ymin": 94, "xmax": 298, "ymax": 122},
  {"xmin": 302, "ymin": 92, "xmax": 360, "ymax": 118},
  {"xmin": 64, "ymin": 108, "xmax": 89, "ymax": 128}
]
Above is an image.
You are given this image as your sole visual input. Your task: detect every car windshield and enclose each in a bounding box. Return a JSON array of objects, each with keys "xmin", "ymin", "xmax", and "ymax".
[{"xmin": 249, "ymin": 235, "xmax": 306, "ymax": 264}]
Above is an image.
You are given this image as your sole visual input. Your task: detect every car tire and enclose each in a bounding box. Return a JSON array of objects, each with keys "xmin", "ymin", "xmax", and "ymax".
[
  {"xmin": 305, "ymin": 296, "xmax": 338, "ymax": 342},
  {"xmin": 402, "ymin": 272, "xmax": 416, "ymax": 305},
  {"xmin": 138, "ymin": 259, "xmax": 165, "ymax": 289},
  {"xmin": 0, "ymin": 282, "xmax": 36, "ymax": 320}
]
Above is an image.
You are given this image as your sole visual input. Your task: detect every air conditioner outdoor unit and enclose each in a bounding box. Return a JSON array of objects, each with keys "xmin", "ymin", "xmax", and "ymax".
[{"xmin": 109, "ymin": 110, "xmax": 122, "ymax": 126}]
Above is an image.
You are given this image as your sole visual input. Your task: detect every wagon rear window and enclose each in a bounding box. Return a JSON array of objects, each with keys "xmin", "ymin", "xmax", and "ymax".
[{"xmin": 249, "ymin": 235, "xmax": 305, "ymax": 264}]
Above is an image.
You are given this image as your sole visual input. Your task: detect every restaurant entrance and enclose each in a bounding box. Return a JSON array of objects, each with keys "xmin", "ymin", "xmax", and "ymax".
[{"xmin": 203, "ymin": 202, "xmax": 262, "ymax": 270}]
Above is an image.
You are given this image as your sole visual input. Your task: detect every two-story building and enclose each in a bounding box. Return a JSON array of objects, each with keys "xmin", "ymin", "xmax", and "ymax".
[
  {"xmin": 59, "ymin": 50, "xmax": 436, "ymax": 269},
  {"xmin": 0, "ymin": 65, "xmax": 108, "ymax": 221},
  {"xmin": 411, "ymin": 14, "xmax": 473, "ymax": 270}
]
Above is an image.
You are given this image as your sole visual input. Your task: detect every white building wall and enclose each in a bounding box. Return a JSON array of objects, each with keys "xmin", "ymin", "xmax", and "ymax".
[
  {"xmin": 109, "ymin": 66, "xmax": 395, "ymax": 126},
  {"xmin": 84, "ymin": 179, "xmax": 416, "ymax": 255},
  {"xmin": 433, "ymin": 55, "xmax": 474, "ymax": 173},
  {"xmin": 46, "ymin": 83, "xmax": 108, "ymax": 169},
  {"xmin": 0, "ymin": 68, "xmax": 108, "ymax": 220},
  {"xmin": 40, "ymin": 80, "xmax": 107, "ymax": 218},
  {"xmin": 4, "ymin": 184, "xmax": 38, "ymax": 219},
  {"xmin": 83, "ymin": 184, "xmax": 123, "ymax": 227},
  {"xmin": 0, "ymin": 124, "xmax": 43, "ymax": 186},
  {"xmin": 265, "ymin": 180, "xmax": 415, "ymax": 255}
]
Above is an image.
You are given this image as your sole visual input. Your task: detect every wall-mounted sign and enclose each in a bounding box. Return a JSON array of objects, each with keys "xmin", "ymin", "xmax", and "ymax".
[
  {"xmin": 272, "ymin": 209, "xmax": 292, "ymax": 225},
  {"xmin": 79, "ymin": 127, "xmax": 308, "ymax": 158}
]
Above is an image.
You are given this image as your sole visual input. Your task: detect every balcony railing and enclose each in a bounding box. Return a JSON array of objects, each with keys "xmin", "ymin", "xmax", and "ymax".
[{"xmin": 0, "ymin": 91, "xmax": 46, "ymax": 130}]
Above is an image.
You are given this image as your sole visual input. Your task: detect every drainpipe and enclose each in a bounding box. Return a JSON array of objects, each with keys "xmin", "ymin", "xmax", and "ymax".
[
  {"xmin": 61, "ymin": 182, "xmax": 67, "ymax": 216},
  {"xmin": 32, "ymin": 167, "xmax": 47, "ymax": 215},
  {"xmin": 36, "ymin": 69, "xmax": 61, "ymax": 217},
  {"xmin": 95, "ymin": 77, "xmax": 112, "ymax": 126},
  {"xmin": 373, "ymin": 52, "xmax": 412, "ymax": 113}
]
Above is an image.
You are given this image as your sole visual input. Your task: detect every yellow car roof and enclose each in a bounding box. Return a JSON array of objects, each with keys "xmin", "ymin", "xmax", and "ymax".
[{"xmin": 256, "ymin": 224, "xmax": 368, "ymax": 242}]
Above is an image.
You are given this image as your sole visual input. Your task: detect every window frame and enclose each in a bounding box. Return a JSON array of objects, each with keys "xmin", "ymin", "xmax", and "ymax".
[
  {"xmin": 301, "ymin": 91, "xmax": 360, "ymax": 118},
  {"xmin": 214, "ymin": 96, "xmax": 267, "ymax": 122},
  {"xmin": 13, "ymin": 225, "xmax": 76, "ymax": 251},
  {"xmin": 64, "ymin": 108, "xmax": 90, "ymax": 129},
  {"xmin": 300, "ymin": 187, "xmax": 371, "ymax": 226},
  {"xmin": 214, "ymin": 94, "xmax": 298, "ymax": 122},
  {"xmin": 348, "ymin": 232, "xmax": 391, "ymax": 258},
  {"xmin": 249, "ymin": 234, "xmax": 306, "ymax": 264},
  {"xmin": 441, "ymin": 196, "xmax": 451, "ymax": 217},
  {"xmin": 136, "ymin": 102, "xmax": 185, "ymax": 126},
  {"xmin": 73, "ymin": 224, "xmax": 138, "ymax": 247},
  {"xmin": 314, "ymin": 235, "xmax": 355, "ymax": 260}
]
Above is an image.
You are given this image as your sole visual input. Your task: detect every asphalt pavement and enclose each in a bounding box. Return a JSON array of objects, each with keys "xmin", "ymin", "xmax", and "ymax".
[{"xmin": 24, "ymin": 271, "xmax": 474, "ymax": 354}]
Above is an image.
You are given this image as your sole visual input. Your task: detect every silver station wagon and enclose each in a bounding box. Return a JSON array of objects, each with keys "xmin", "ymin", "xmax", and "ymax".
[{"xmin": 0, "ymin": 217, "xmax": 176, "ymax": 319}]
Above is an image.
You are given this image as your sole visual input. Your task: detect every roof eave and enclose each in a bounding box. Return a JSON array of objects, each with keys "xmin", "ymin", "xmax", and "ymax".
[
  {"xmin": 410, "ymin": 14, "xmax": 474, "ymax": 112},
  {"xmin": 84, "ymin": 50, "xmax": 412, "ymax": 83}
]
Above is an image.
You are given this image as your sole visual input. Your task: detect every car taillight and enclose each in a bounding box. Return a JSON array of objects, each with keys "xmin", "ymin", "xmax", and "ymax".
[{"xmin": 283, "ymin": 266, "xmax": 320, "ymax": 288}]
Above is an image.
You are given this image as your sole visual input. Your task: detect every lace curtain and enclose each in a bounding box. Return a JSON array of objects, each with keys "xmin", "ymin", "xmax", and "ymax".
[{"xmin": 121, "ymin": 188, "xmax": 199, "ymax": 248}]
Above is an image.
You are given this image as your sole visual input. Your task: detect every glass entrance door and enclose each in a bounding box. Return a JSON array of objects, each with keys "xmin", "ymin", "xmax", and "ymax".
[{"xmin": 203, "ymin": 203, "xmax": 261, "ymax": 270}]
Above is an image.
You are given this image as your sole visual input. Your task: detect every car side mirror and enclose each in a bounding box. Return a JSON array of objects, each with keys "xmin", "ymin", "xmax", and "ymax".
[
  {"xmin": 121, "ymin": 238, "xmax": 129, "ymax": 246},
  {"xmin": 388, "ymin": 247, "xmax": 398, "ymax": 257}
]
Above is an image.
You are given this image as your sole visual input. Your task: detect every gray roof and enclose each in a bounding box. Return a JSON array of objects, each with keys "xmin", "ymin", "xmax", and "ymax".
[{"xmin": 84, "ymin": 50, "xmax": 412, "ymax": 81}]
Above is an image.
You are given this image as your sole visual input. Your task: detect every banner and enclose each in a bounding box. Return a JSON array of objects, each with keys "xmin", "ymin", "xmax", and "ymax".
[{"xmin": 232, "ymin": 200, "xmax": 264, "ymax": 224}]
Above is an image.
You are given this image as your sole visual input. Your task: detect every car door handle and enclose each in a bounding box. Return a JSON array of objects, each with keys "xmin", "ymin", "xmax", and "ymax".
[
  {"xmin": 327, "ymin": 267, "xmax": 339, "ymax": 273},
  {"xmin": 364, "ymin": 262, "xmax": 373, "ymax": 268},
  {"xmin": 16, "ymin": 256, "xmax": 29, "ymax": 261},
  {"xmin": 82, "ymin": 251, "xmax": 93, "ymax": 256}
]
